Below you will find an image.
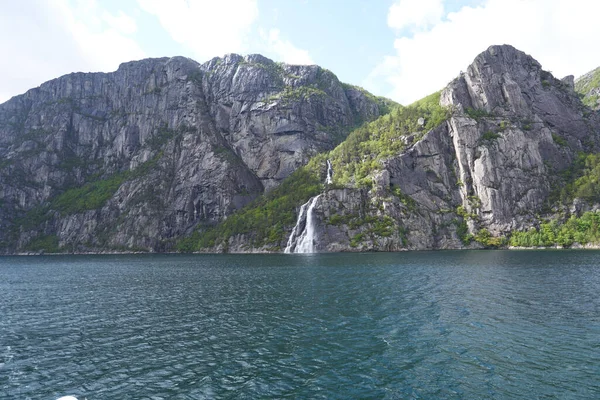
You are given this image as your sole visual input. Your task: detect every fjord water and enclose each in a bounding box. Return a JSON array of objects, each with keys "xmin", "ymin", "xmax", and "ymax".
[{"xmin": 1, "ymin": 251, "xmax": 599, "ymax": 399}]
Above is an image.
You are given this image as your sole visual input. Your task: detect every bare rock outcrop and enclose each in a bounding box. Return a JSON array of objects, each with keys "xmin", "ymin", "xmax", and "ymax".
[
  {"xmin": 0, "ymin": 54, "xmax": 389, "ymax": 252},
  {"xmin": 283, "ymin": 45, "xmax": 600, "ymax": 252}
]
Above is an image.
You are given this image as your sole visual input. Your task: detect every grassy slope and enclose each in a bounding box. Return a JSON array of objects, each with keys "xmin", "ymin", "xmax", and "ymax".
[
  {"xmin": 178, "ymin": 92, "xmax": 450, "ymax": 252},
  {"xmin": 575, "ymin": 67, "xmax": 600, "ymax": 109}
]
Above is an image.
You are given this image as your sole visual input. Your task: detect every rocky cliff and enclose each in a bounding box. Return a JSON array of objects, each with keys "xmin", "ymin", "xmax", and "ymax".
[
  {"xmin": 3, "ymin": 45, "xmax": 600, "ymax": 254},
  {"xmin": 0, "ymin": 54, "xmax": 391, "ymax": 253},
  {"xmin": 192, "ymin": 45, "xmax": 600, "ymax": 253}
]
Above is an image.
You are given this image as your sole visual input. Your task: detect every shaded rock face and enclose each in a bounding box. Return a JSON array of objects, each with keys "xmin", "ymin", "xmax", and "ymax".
[
  {"xmin": 0, "ymin": 54, "xmax": 387, "ymax": 253},
  {"xmin": 279, "ymin": 45, "xmax": 600, "ymax": 252}
]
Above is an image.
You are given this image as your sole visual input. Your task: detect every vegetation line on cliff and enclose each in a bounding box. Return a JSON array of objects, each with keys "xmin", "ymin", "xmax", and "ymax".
[{"xmin": 178, "ymin": 91, "xmax": 450, "ymax": 252}]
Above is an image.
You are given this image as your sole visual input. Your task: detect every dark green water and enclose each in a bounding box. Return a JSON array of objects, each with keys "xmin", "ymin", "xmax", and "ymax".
[{"xmin": 1, "ymin": 251, "xmax": 599, "ymax": 399}]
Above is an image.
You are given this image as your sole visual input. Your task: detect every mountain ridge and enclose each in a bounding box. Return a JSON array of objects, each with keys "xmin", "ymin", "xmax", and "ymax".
[
  {"xmin": 184, "ymin": 45, "xmax": 600, "ymax": 253},
  {"xmin": 2, "ymin": 45, "xmax": 600, "ymax": 254},
  {"xmin": 0, "ymin": 52, "xmax": 391, "ymax": 253}
]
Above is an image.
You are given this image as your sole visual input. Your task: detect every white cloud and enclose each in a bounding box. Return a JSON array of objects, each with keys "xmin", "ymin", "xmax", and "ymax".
[
  {"xmin": 56, "ymin": 0, "xmax": 146, "ymax": 72},
  {"xmin": 137, "ymin": 0, "xmax": 258, "ymax": 60},
  {"xmin": 368, "ymin": 0, "xmax": 600, "ymax": 105},
  {"xmin": 102, "ymin": 10, "xmax": 138, "ymax": 35},
  {"xmin": 387, "ymin": 0, "xmax": 444, "ymax": 31},
  {"xmin": 261, "ymin": 28, "xmax": 314, "ymax": 65},
  {"xmin": 0, "ymin": 0, "xmax": 145, "ymax": 103}
]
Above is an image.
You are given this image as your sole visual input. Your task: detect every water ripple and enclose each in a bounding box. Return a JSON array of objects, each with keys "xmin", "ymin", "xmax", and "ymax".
[{"xmin": 0, "ymin": 251, "xmax": 599, "ymax": 399}]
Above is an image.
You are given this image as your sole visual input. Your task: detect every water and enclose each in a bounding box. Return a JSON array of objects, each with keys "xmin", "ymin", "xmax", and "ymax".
[
  {"xmin": 286, "ymin": 160, "xmax": 330, "ymax": 254},
  {"xmin": 284, "ymin": 195, "xmax": 321, "ymax": 254},
  {"xmin": 326, "ymin": 160, "xmax": 333, "ymax": 185},
  {"xmin": 1, "ymin": 251, "xmax": 599, "ymax": 399},
  {"xmin": 283, "ymin": 199, "xmax": 310, "ymax": 254}
]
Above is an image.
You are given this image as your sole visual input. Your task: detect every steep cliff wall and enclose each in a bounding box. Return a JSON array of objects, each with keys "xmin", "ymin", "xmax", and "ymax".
[
  {"xmin": 0, "ymin": 54, "xmax": 390, "ymax": 253},
  {"xmin": 3, "ymin": 45, "xmax": 599, "ymax": 254},
  {"xmin": 215, "ymin": 45, "xmax": 600, "ymax": 253}
]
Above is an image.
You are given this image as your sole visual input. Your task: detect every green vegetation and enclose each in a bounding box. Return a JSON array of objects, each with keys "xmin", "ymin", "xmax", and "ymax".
[
  {"xmin": 576, "ymin": 68, "xmax": 600, "ymax": 93},
  {"xmin": 51, "ymin": 153, "xmax": 162, "ymax": 215},
  {"xmin": 14, "ymin": 152, "xmax": 163, "ymax": 230},
  {"xmin": 510, "ymin": 212, "xmax": 600, "ymax": 247},
  {"xmin": 552, "ymin": 133, "xmax": 568, "ymax": 147},
  {"xmin": 147, "ymin": 124, "xmax": 196, "ymax": 150},
  {"xmin": 454, "ymin": 219, "xmax": 472, "ymax": 245},
  {"xmin": 391, "ymin": 186, "xmax": 417, "ymax": 211},
  {"xmin": 341, "ymin": 83, "xmax": 397, "ymax": 116},
  {"xmin": 239, "ymin": 59, "xmax": 286, "ymax": 81},
  {"xmin": 51, "ymin": 173, "xmax": 127, "ymax": 214},
  {"xmin": 474, "ymin": 228, "xmax": 505, "ymax": 248},
  {"xmin": 480, "ymin": 131, "xmax": 501, "ymax": 143},
  {"xmin": 270, "ymin": 85, "xmax": 327, "ymax": 103},
  {"xmin": 555, "ymin": 153, "xmax": 600, "ymax": 205},
  {"xmin": 456, "ymin": 205, "xmax": 478, "ymax": 220},
  {"xmin": 178, "ymin": 91, "xmax": 449, "ymax": 251},
  {"xmin": 465, "ymin": 107, "xmax": 492, "ymax": 120},
  {"xmin": 582, "ymin": 94, "xmax": 600, "ymax": 109},
  {"xmin": 24, "ymin": 234, "xmax": 61, "ymax": 253},
  {"xmin": 13, "ymin": 205, "xmax": 52, "ymax": 231},
  {"xmin": 327, "ymin": 91, "xmax": 449, "ymax": 187},
  {"xmin": 347, "ymin": 216, "xmax": 396, "ymax": 248},
  {"xmin": 177, "ymin": 165, "xmax": 323, "ymax": 251},
  {"xmin": 575, "ymin": 68, "xmax": 600, "ymax": 109}
]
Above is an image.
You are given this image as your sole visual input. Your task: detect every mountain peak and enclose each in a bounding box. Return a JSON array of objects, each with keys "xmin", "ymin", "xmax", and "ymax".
[{"xmin": 441, "ymin": 44, "xmax": 574, "ymax": 118}]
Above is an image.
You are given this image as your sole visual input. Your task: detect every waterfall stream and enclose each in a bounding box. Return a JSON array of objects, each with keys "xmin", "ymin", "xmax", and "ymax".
[
  {"xmin": 285, "ymin": 160, "xmax": 333, "ymax": 253},
  {"xmin": 284, "ymin": 194, "xmax": 322, "ymax": 253},
  {"xmin": 326, "ymin": 159, "xmax": 333, "ymax": 185}
]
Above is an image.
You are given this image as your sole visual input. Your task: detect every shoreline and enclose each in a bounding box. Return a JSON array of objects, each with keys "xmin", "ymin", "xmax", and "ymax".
[{"xmin": 4, "ymin": 244, "xmax": 600, "ymax": 256}]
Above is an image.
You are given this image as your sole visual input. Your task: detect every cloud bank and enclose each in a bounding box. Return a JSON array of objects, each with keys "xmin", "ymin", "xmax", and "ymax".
[{"xmin": 368, "ymin": 0, "xmax": 600, "ymax": 105}]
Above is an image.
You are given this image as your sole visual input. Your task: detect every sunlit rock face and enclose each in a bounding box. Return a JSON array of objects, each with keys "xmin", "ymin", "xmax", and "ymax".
[
  {"xmin": 0, "ymin": 54, "xmax": 387, "ymax": 252},
  {"xmin": 267, "ymin": 45, "xmax": 600, "ymax": 253}
]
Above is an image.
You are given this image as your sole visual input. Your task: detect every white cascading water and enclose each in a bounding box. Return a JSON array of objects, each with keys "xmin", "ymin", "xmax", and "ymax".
[
  {"xmin": 284, "ymin": 200, "xmax": 311, "ymax": 253},
  {"xmin": 326, "ymin": 159, "xmax": 333, "ymax": 185},
  {"xmin": 284, "ymin": 194, "xmax": 322, "ymax": 253}
]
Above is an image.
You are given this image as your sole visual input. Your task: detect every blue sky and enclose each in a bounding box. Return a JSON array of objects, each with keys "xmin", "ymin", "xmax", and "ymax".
[{"xmin": 2, "ymin": 0, "xmax": 600, "ymax": 105}]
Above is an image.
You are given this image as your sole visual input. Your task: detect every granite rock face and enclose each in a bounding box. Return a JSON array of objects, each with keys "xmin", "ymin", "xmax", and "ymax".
[
  {"xmin": 3, "ymin": 45, "xmax": 600, "ymax": 254},
  {"xmin": 281, "ymin": 45, "xmax": 600, "ymax": 252},
  {"xmin": 0, "ymin": 54, "xmax": 388, "ymax": 252}
]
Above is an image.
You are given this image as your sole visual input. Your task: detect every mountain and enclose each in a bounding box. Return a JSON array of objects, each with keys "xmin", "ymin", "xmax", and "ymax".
[
  {"xmin": 0, "ymin": 54, "xmax": 392, "ymax": 253},
  {"xmin": 2, "ymin": 45, "xmax": 600, "ymax": 254},
  {"xmin": 182, "ymin": 45, "xmax": 600, "ymax": 253},
  {"xmin": 575, "ymin": 67, "xmax": 600, "ymax": 110}
]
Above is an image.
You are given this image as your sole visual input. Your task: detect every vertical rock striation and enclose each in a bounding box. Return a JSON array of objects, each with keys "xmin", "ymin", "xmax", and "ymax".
[
  {"xmin": 284, "ymin": 45, "xmax": 600, "ymax": 252},
  {"xmin": 0, "ymin": 54, "xmax": 389, "ymax": 253}
]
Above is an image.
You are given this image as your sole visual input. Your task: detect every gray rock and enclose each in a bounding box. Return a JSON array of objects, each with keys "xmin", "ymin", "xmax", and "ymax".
[
  {"xmin": 0, "ymin": 54, "xmax": 388, "ymax": 253},
  {"xmin": 273, "ymin": 45, "xmax": 600, "ymax": 252}
]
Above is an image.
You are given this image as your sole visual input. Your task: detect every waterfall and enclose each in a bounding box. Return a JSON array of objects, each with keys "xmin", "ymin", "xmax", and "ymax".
[
  {"xmin": 284, "ymin": 194, "xmax": 321, "ymax": 253},
  {"xmin": 326, "ymin": 159, "xmax": 333, "ymax": 185}
]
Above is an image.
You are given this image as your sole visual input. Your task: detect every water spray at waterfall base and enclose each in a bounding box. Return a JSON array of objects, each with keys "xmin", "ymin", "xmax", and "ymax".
[
  {"xmin": 284, "ymin": 194, "xmax": 322, "ymax": 254},
  {"xmin": 285, "ymin": 160, "xmax": 334, "ymax": 254}
]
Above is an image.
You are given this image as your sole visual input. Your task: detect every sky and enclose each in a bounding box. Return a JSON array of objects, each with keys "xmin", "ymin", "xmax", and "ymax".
[{"xmin": 1, "ymin": 0, "xmax": 600, "ymax": 106}]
